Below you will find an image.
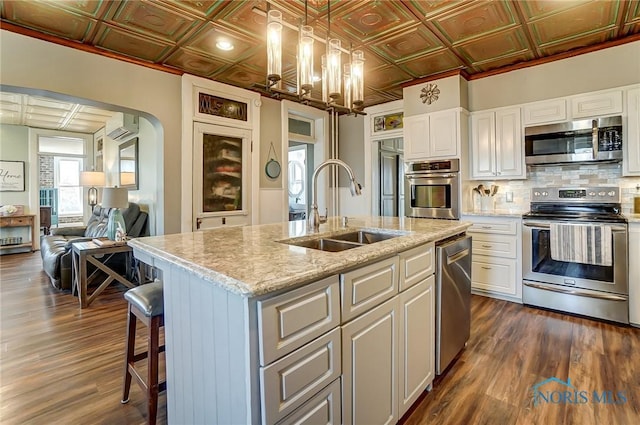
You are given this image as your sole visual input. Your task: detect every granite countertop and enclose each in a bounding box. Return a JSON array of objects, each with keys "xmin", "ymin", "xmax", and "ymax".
[
  {"xmin": 128, "ymin": 216, "xmax": 471, "ymax": 297},
  {"xmin": 462, "ymin": 209, "xmax": 526, "ymax": 218},
  {"xmin": 627, "ymin": 213, "xmax": 640, "ymax": 223}
]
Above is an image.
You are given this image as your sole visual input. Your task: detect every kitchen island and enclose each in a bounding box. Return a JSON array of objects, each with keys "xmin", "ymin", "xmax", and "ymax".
[{"xmin": 128, "ymin": 216, "xmax": 471, "ymax": 425}]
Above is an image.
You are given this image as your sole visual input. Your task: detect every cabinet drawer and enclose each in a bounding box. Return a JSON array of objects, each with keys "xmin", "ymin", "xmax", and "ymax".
[
  {"xmin": 471, "ymin": 256, "xmax": 517, "ymax": 296},
  {"xmin": 3, "ymin": 216, "xmax": 32, "ymax": 227},
  {"xmin": 258, "ymin": 276, "xmax": 340, "ymax": 365},
  {"xmin": 399, "ymin": 243, "xmax": 434, "ymax": 291},
  {"xmin": 341, "ymin": 256, "xmax": 399, "ymax": 323},
  {"xmin": 467, "ymin": 220, "xmax": 517, "ymax": 235},
  {"xmin": 277, "ymin": 379, "xmax": 341, "ymax": 425},
  {"xmin": 261, "ymin": 328, "xmax": 341, "ymax": 425},
  {"xmin": 471, "ymin": 234, "xmax": 517, "ymax": 259}
]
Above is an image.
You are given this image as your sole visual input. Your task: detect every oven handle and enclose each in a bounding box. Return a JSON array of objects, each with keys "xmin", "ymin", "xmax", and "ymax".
[
  {"xmin": 524, "ymin": 281, "xmax": 627, "ymax": 301},
  {"xmin": 523, "ymin": 221, "xmax": 627, "ymax": 232},
  {"xmin": 406, "ymin": 173, "xmax": 457, "ymax": 179}
]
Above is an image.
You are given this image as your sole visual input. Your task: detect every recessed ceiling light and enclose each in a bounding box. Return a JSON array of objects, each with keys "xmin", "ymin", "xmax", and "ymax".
[{"xmin": 216, "ymin": 40, "xmax": 234, "ymax": 51}]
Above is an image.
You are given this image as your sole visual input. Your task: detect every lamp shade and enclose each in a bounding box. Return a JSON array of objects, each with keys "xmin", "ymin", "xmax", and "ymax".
[
  {"xmin": 102, "ymin": 187, "xmax": 129, "ymax": 209},
  {"xmin": 80, "ymin": 171, "xmax": 105, "ymax": 187}
]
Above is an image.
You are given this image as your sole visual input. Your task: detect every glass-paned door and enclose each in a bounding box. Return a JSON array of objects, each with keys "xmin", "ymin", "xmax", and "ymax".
[{"xmin": 193, "ymin": 122, "xmax": 251, "ymax": 229}]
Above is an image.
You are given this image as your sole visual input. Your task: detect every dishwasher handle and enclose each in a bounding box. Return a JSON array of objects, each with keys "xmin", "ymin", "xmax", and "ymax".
[{"xmin": 447, "ymin": 248, "xmax": 469, "ymax": 265}]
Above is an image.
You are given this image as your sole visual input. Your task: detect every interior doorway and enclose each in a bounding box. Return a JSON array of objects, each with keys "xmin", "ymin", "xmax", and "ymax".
[{"xmin": 378, "ymin": 138, "xmax": 404, "ymax": 217}]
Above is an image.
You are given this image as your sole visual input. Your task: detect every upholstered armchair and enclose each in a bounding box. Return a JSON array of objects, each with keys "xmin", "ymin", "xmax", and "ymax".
[{"xmin": 40, "ymin": 202, "xmax": 148, "ymax": 290}]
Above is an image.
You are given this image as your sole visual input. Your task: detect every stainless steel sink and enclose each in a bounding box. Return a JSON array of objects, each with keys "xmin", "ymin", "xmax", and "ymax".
[
  {"xmin": 329, "ymin": 230, "xmax": 399, "ymax": 244},
  {"xmin": 279, "ymin": 229, "xmax": 403, "ymax": 252},
  {"xmin": 289, "ymin": 238, "xmax": 362, "ymax": 252}
]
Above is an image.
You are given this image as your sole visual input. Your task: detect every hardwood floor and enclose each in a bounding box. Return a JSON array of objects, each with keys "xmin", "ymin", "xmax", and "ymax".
[
  {"xmin": 1, "ymin": 252, "xmax": 638, "ymax": 425},
  {"xmin": 0, "ymin": 252, "xmax": 166, "ymax": 425}
]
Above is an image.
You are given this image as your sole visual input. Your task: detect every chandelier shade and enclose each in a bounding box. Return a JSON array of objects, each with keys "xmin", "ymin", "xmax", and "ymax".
[
  {"xmin": 326, "ymin": 39, "xmax": 342, "ymax": 100},
  {"xmin": 343, "ymin": 64, "xmax": 352, "ymax": 109},
  {"xmin": 266, "ymin": 9, "xmax": 282, "ymax": 85},
  {"xmin": 351, "ymin": 50, "xmax": 365, "ymax": 107},
  {"xmin": 298, "ymin": 25, "xmax": 314, "ymax": 93}
]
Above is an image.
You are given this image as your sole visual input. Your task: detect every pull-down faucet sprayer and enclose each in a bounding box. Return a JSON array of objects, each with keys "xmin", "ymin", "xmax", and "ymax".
[{"xmin": 308, "ymin": 159, "xmax": 362, "ymax": 232}]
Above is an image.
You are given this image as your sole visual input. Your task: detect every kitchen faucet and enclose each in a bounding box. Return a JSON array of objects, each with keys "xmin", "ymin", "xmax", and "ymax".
[{"xmin": 308, "ymin": 159, "xmax": 362, "ymax": 232}]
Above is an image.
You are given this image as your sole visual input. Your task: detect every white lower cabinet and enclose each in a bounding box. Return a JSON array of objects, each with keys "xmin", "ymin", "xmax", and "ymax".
[
  {"xmin": 398, "ymin": 276, "xmax": 435, "ymax": 417},
  {"xmin": 464, "ymin": 216, "xmax": 522, "ymax": 302},
  {"xmin": 342, "ymin": 296, "xmax": 399, "ymax": 425},
  {"xmin": 259, "ymin": 242, "xmax": 436, "ymax": 425}
]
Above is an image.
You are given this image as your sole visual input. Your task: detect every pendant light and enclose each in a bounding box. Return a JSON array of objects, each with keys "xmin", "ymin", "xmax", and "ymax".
[
  {"xmin": 297, "ymin": 1, "xmax": 314, "ymax": 95},
  {"xmin": 266, "ymin": 9, "xmax": 282, "ymax": 87},
  {"xmin": 351, "ymin": 50, "xmax": 365, "ymax": 108}
]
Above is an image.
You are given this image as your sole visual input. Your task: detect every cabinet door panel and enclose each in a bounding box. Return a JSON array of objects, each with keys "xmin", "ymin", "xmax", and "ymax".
[
  {"xmin": 342, "ymin": 297, "xmax": 398, "ymax": 425},
  {"xmin": 571, "ymin": 90, "xmax": 622, "ymax": 118},
  {"xmin": 429, "ymin": 110, "xmax": 458, "ymax": 158},
  {"xmin": 398, "ymin": 277, "xmax": 434, "ymax": 416},
  {"xmin": 624, "ymin": 87, "xmax": 640, "ymax": 176},
  {"xmin": 470, "ymin": 112, "xmax": 495, "ymax": 178},
  {"xmin": 403, "ymin": 115, "xmax": 430, "ymax": 160},
  {"xmin": 495, "ymin": 108, "xmax": 523, "ymax": 178},
  {"xmin": 522, "ymin": 99, "xmax": 566, "ymax": 125}
]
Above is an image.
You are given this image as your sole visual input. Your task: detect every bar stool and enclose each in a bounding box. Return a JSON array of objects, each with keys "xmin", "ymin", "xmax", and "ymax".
[{"xmin": 121, "ymin": 281, "xmax": 166, "ymax": 425}]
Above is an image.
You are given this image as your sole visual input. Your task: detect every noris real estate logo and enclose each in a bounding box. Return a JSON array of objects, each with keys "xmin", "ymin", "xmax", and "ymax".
[{"xmin": 531, "ymin": 377, "xmax": 627, "ymax": 406}]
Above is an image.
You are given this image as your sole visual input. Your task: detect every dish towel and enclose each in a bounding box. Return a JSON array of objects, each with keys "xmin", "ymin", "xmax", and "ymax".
[{"xmin": 549, "ymin": 223, "xmax": 612, "ymax": 266}]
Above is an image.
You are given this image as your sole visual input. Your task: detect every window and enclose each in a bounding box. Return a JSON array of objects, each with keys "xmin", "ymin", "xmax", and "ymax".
[
  {"xmin": 55, "ymin": 157, "xmax": 83, "ymax": 216},
  {"xmin": 39, "ymin": 136, "xmax": 85, "ymax": 217}
]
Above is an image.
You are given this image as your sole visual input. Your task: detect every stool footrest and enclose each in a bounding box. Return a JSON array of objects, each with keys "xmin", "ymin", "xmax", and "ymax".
[{"xmin": 132, "ymin": 345, "xmax": 165, "ymax": 362}]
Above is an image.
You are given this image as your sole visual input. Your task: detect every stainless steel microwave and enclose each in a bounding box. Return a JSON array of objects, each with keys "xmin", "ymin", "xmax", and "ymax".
[{"xmin": 524, "ymin": 116, "xmax": 622, "ymax": 165}]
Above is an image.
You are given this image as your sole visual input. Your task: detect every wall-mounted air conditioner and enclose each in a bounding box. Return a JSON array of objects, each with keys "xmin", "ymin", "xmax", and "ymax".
[{"xmin": 106, "ymin": 112, "xmax": 139, "ymax": 141}]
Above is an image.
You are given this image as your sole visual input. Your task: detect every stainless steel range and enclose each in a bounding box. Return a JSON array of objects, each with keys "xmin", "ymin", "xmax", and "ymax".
[{"xmin": 522, "ymin": 187, "xmax": 628, "ymax": 324}]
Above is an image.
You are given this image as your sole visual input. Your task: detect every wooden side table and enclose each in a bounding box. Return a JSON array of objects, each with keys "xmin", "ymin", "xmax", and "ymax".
[
  {"xmin": 0, "ymin": 214, "xmax": 36, "ymax": 253},
  {"xmin": 71, "ymin": 240, "xmax": 137, "ymax": 308}
]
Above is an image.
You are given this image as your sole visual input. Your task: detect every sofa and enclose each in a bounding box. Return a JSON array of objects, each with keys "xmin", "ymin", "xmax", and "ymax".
[{"xmin": 41, "ymin": 202, "xmax": 149, "ymax": 290}]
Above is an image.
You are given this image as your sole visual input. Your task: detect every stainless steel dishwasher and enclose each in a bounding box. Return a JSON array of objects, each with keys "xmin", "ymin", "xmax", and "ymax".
[{"xmin": 435, "ymin": 234, "xmax": 472, "ymax": 375}]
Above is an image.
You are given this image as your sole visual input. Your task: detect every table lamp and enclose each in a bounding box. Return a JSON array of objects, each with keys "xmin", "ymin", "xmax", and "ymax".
[
  {"xmin": 101, "ymin": 187, "xmax": 129, "ymax": 241},
  {"xmin": 80, "ymin": 171, "xmax": 105, "ymax": 208}
]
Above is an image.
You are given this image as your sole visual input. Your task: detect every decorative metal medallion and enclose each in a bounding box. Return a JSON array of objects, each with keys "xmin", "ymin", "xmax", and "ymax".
[{"xmin": 420, "ymin": 83, "xmax": 440, "ymax": 105}]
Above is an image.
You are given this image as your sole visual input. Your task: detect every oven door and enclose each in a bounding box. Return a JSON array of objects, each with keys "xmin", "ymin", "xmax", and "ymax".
[
  {"xmin": 522, "ymin": 219, "xmax": 628, "ymax": 295},
  {"xmin": 404, "ymin": 174, "xmax": 459, "ymax": 219}
]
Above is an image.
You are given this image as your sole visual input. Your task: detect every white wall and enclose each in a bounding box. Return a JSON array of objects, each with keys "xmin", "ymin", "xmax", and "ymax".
[
  {"xmin": 0, "ymin": 30, "xmax": 182, "ymax": 234},
  {"xmin": 0, "ymin": 125, "xmax": 30, "ymax": 208},
  {"xmin": 128, "ymin": 117, "xmax": 159, "ymax": 235},
  {"xmin": 468, "ymin": 41, "xmax": 640, "ymax": 111}
]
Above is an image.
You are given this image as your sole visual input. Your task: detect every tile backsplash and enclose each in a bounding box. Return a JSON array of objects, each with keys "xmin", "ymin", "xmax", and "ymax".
[{"xmin": 466, "ymin": 162, "xmax": 640, "ymax": 215}]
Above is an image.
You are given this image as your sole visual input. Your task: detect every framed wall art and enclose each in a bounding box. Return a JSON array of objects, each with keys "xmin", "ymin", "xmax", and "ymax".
[
  {"xmin": 373, "ymin": 112, "xmax": 404, "ymax": 133},
  {"xmin": 0, "ymin": 160, "xmax": 25, "ymax": 192}
]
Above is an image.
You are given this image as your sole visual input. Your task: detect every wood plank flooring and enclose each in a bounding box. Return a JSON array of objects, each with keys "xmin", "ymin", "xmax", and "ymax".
[{"xmin": 1, "ymin": 252, "xmax": 639, "ymax": 425}]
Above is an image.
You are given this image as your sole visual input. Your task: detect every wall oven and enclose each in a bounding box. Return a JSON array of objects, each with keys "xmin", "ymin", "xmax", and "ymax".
[
  {"xmin": 522, "ymin": 187, "xmax": 628, "ymax": 324},
  {"xmin": 405, "ymin": 159, "xmax": 460, "ymax": 220},
  {"xmin": 524, "ymin": 115, "xmax": 622, "ymax": 165}
]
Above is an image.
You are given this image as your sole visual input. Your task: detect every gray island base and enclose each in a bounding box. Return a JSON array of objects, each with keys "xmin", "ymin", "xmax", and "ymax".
[{"xmin": 128, "ymin": 216, "xmax": 471, "ymax": 424}]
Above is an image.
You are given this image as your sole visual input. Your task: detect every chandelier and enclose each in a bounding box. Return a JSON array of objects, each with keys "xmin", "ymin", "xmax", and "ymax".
[{"xmin": 262, "ymin": 1, "xmax": 365, "ymax": 113}]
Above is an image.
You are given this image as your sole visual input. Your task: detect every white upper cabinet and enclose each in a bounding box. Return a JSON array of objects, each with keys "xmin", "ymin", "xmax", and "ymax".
[
  {"xmin": 404, "ymin": 109, "xmax": 462, "ymax": 161},
  {"xmin": 470, "ymin": 107, "xmax": 524, "ymax": 180},
  {"xmin": 624, "ymin": 87, "xmax": 640, "ymax": 176},
  {"xmin": 570, "ymin": 90, "xmax": 623, "ymax": 119},
  {"xmin": 522, "ymin": 98, "xmax": 567, "ymax": 125}
]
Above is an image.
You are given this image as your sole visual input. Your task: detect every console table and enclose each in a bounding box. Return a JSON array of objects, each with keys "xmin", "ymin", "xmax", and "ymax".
[{"xmin": 0, "ymin": 214, "xmax": 36, "ymax": 254}]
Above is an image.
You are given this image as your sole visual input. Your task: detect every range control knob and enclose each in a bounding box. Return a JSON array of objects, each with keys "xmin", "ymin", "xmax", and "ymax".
[
  {"xmin": 598, "ymin": 191, "xmax": 606, "ymax": 196},
  {"xmin": 589, "ymin": 191, "xmax": 596, "ymax": 196},
  {"xmin": 608, "ymin": 191, "xmax": 616, "ymax": 196},
  {"xmin": 534, "ymin": 191, "xmax": 541, "ymax": 197},
  {"xmin": 542, "ymin": 191, "xmax": 549, "ymax": 196}
]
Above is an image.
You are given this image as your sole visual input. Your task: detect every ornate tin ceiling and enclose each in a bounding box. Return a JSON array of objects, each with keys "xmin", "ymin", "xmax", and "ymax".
[{"xmin": 1, "ymin": 0, "xmax": 640, "ymax": 109}]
